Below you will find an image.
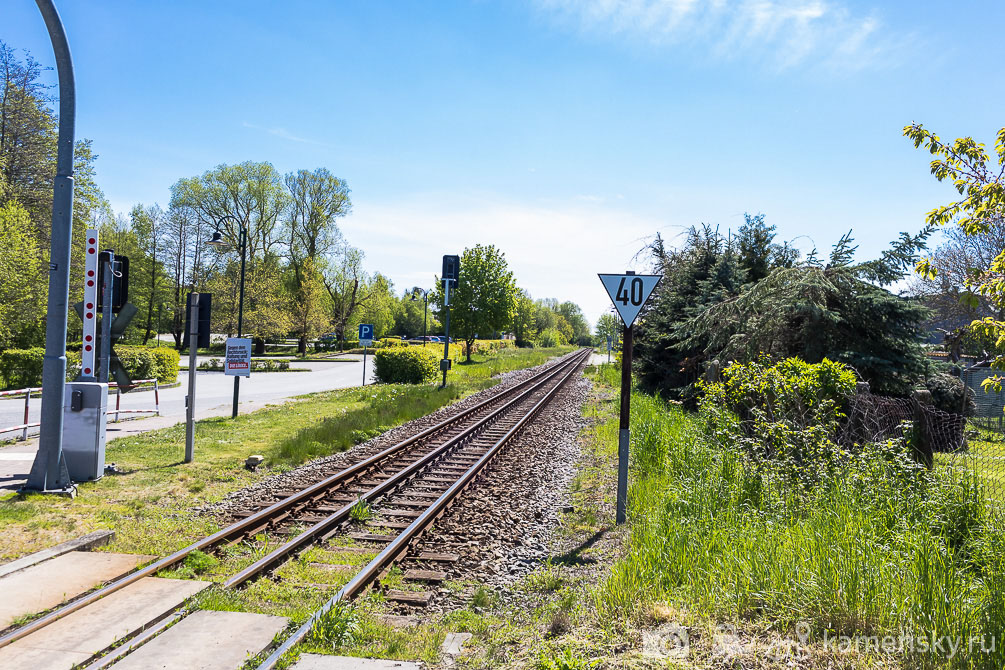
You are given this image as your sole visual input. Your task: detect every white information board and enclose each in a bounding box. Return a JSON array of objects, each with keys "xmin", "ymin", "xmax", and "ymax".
[{"xmin": 224, "ymin": 337, "xmax": 252, "ymax": 377}]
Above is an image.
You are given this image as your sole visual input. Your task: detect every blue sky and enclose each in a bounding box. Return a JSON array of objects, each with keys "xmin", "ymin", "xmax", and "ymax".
[{"xmin": 7, "ymin": 0, "xmax": 1005, "ymax": 324}]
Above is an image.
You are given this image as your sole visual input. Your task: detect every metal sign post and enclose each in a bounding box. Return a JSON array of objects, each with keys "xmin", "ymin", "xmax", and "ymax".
[
  {"xmin": 99, "ymin": 250, "xmax": 115, "ymax": 383},
  {"xmin": 606, "ymin": 335, "xmax": 613, "ymax": 363},
  {"xmin": 440, "ymin": 279, "xmax": 451, "ymax": 387},
  {"xmin": 359, "ymin": 324, "xmax": 374, "ymax": 386},
  {"xmin": 599, "ymin": 271, "xmax": 662, "ymax": 525},
  {"xmin": 185, "ymin": 293, "xmax": 200, "ymax": 463},
  {"xmin": 440, "ymin": 255, "xmax": 460, "ymax": 388}
]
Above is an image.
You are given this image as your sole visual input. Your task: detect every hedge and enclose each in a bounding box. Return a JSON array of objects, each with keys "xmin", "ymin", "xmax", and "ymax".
[
  {"xmin": 1, "ymin": 345, "xmax": 180, "ymax": 390},
  {"xmin": 464, "ymin": 339, "xmax": 517, "ymax": 356},
  {"xmin": 374, "ymin": 346, "xmax": 439, "ymax": 384},
  {"xmin": 0, "ymin": 348, "xmax": 45, "ymax": 389},
  {"xmin": 377, "ymin": 338, "xmax": 408, "ymax": 348}
]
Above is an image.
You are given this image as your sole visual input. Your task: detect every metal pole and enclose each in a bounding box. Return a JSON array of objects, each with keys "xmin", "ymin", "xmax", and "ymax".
[
  {"xmin": 25, "ymin": 0, "xmax": 75, "ymax": 493},
  {"xmin": 22, "ymin": 391, "xmax": 30, "ymax": 442},
  {"xmin": 617, "ymin": 322, "xmax": 633, "ymax": 525},
  {"xmin": 233, "ymin": 225, "xmax": 247, "ymax": 418},
  {"xmin": 99, "ymin": 251, "xmax": 114, "ymax": 383},
  {"xmin": 441, "ymin": 279, "xmax": 451, "ymax": 387},
  {"xmin": 362, "ymin": 346, "xmax": 367, "ymax": 386},
  {"xmin": 185, "ymin": 293, "xmax": 199, "ymax": 463},
  {"xmin": 422, "ymin": 293, "xmax": 428, "ymax": 347}
]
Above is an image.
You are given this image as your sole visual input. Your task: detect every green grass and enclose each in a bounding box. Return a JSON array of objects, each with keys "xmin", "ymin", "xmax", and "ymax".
[
  {"xmin": 0, "ymin": 346, "xmax": 573, "ymax": 561},
  {"xmin": 588, "ymin": 362, "xmax": 1005, "ymax": 669},
  {"xmin": 348, "ymin": 499, "xmax": 373, "ymax": 522},
  {"xmin": 936, "ymin": 421, "xmax": 1005, "ymax": 503}
]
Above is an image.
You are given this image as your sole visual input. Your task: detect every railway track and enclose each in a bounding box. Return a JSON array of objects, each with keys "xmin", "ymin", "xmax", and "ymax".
[{"xmin": 0, "ymin": 347, "xmax": 592, "ymax": 668}]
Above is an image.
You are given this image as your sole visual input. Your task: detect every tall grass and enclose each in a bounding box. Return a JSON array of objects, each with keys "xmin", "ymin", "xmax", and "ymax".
[
  {"xmin": 276, "ymin": 384, "xmax": 461, "ymax": 464},
  {"xmin": 275, "ymin": 348, "xmax": 573, "ymax": 464},
  {"xmin": 594, "ymin": 375, "xmax": 1005, "ymax": 669}
]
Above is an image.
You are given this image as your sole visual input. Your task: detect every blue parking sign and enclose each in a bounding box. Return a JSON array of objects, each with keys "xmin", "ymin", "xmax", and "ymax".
[{"xmin": 358, "ymin": 323, "xmax": 374, "ymax": 345}]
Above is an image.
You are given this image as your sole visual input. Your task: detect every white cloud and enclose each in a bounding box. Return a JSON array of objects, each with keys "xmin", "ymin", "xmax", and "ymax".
[
  {"xmin": 241, "ymin": 121, "xmax": 325, "ymax": 146},
  {"xmin": 534, "ymin": 0, "xmax": 907, "ymax": 71},
  {"xmin": 341, "ymin": 193, "xmax": 662, "ymax": 326}
]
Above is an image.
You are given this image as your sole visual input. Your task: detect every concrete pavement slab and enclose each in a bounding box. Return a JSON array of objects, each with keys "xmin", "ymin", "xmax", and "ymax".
[
  {"xmin": 0, "ymin": 550, "xmax": 153, "ymax": 627},
  {"xmin": 442, "ymin": 632, "xmax": 472, "ymax": 654},
  {"xmin": 0, "ymin": 529, "xmax": 114, "ymax": 579},
  {"xmin": 292, "ymin": 655, "xmax": 422, "ymax": 670},
  {"xmin": 0, "ymin": 576, "xmax": 210, "ymax": 670},
  {"xmin": 110, "ymin": 610, "xmax": 289, "ymax": 670}
]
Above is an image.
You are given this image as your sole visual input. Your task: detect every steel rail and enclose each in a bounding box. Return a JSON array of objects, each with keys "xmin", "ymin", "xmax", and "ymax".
[
  {"xmin": 256, "ymin": 348, "xmax": 590, "ymax": 669},
  {"xmin": 223, "ymin": 349, "xmax": 590, "ymax": 587},
  {"xmin": 0, "ymin": 350, "xmax": 584, "ymax": 649}
]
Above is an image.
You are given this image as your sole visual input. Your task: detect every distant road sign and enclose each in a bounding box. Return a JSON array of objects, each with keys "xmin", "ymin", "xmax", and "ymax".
[
  {"xmin": 358, "ymin": 323, "xmax": 374, "ymax": 347},
  {"xmin": 599, "ymin": 273, "xmax": 662, "ymax": 328}
]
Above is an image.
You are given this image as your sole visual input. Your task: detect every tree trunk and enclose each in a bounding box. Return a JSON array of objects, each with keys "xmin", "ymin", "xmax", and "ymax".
[
  {"xmin": 143, "ymin": 250, "xmax": 156, "ymax": 344},
  {"xmin": 254, "ymin": 337, "xmax": 265, "ymax": 355},
  {"xmin": 298, "ymin": 335, "xmax": 307, "ymax": 356}
]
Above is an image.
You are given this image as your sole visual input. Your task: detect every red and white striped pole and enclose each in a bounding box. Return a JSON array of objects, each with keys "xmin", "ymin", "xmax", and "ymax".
[{"xmin": 81, "ymin": 228, "xmax": 99, "ymax": 380}]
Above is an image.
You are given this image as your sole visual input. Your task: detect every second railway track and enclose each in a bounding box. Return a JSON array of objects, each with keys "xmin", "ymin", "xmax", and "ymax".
[{"xmin": 0, "ymin": 347, "xmax": 592, "ymax": 668}]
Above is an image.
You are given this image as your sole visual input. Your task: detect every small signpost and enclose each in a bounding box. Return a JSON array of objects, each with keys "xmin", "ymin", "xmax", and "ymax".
[
  {"xmin": 599, "ymin": 271, "xmax": 662, "ymax": 524},
  {"xmin": 225, "ymin": 338, "xmax": 252, "ymax": 377},
  {"xmin": 359, "ymin": 324, "xmax": 374, "ymax": 385},
  {"xmin": 440, "ymin": 254, "xmax": 460, "ymax": 387},
  {"xmin": 185, "ymin": 293, "xmax": 200, "ymax": 463},
  {"xmin": 606, "ymin": 335, "xmax": 613, "ymax": 363}
]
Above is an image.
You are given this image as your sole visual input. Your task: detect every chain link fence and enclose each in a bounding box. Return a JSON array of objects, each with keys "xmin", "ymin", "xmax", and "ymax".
[{"xmin": 842, "ymin": 381, "xmax": 1005, "ymax": 502}]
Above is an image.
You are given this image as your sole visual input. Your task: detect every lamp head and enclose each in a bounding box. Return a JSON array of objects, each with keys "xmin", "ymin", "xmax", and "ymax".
[{"xmin": 206, "ymin": 231, "xmax": 229, "ymax": 248}]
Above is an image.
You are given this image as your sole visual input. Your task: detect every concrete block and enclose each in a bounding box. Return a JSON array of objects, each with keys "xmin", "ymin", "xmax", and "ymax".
[
  {"xmin": 0, "ymin": 577, "xmax": 210, "ymax": 670},
  {"xmin": 292, "ymin": 656, "xmax": 422, "ymax": 670},
  {"xmin": 0, "ymin": 529, "xmax": 115, "ymax": 579},
  {"xmin": 110, "ymin": 610, "xmax": 288, "ymax": 670},
  {"xmin": 442, "ymin": 632, "xmax": 473, "ymax": 655},
  {"xmin": 0, "ymin": 551, "xmax": 152, "ymax": 628}
]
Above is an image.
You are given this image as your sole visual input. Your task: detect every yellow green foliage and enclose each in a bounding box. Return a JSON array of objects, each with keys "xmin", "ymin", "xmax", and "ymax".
[{"xmin": 373, "ymin": 346, "xmax": 439, "ymax": 384}]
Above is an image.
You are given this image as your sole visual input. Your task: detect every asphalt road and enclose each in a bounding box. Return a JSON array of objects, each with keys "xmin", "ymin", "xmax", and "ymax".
[{"xmin": 0, "ymin": 355, "xmax": 375, "ymax": 491}]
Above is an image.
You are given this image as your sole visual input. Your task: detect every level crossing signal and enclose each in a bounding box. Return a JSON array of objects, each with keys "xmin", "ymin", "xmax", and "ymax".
[{"xmin": 96, "ymin": 252, "xmax": 129, "ymax": 312}]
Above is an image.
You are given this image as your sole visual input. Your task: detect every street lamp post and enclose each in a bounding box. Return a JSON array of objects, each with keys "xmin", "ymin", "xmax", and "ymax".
[
  {"xmin": 24, "ymin": 0, "xmax": 76, "ymax": 494},
  {"xmin": 411, "ymin": 288, "xmax": 430, "ymax": 346},
  {"xmin": 206, "ymin": 216, "xmax": 247, "ymax": 419}
]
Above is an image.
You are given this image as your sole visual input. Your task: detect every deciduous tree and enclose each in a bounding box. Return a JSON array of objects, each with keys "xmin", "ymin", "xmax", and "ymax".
[
  {"xmin": 434, "ymin": 244, "xmax": 517, "ymax": 362},
  {"xmin": 905, "ymin": 123, "xmax": 1005, "ymax": 381}
]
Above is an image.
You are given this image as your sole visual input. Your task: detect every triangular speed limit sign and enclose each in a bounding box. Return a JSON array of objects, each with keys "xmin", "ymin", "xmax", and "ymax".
[{"xmin": 599, "ymin": 273, "xmax": 662, "ymax": 328}]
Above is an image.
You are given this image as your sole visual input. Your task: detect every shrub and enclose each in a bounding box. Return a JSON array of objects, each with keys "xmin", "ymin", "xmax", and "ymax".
[
  {"xmin": 113, "ymin": 346, "xmax": 156, "ymax": 381},
  {"xmin": 146, "ymin": 347, "xmax": 180, "ymax": 383},
  {"xmin": 924, "ymin": 371, "xmax": 974, "ymax": 416},
  {"xmin": 0, "ymin": 348, "xmax": 45, "ymax": 389},
  {"xmin": 377, "ymin": 337, "xmax": 407, "ymax": 348},
  {"xmin": 538, "ymin": 328, "xmax": 565, "ymax": 348},
  {"xmin": 1, "ymin": 345, "xmax": 180, "ymax": 389},
  {"xmin": 700, "ymin": 357, "xmax": 857, "ymax": 485},
  {"xmin": 374, "ymin": 346, "xmax": 439, "ymax": 384}
]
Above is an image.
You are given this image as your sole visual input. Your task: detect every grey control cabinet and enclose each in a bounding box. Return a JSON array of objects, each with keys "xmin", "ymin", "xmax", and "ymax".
[{"xmin": 62, "ymin": 381, "xmax": 108, "ymax": 481}]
